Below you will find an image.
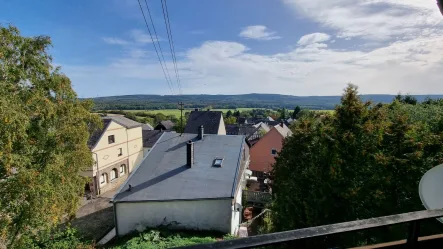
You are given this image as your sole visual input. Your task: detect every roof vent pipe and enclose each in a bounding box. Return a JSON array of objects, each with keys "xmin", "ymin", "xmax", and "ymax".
[
  {"xmin": 198, "ymin": 125, "xmax": 204, "ymax": 140},
  {"xmin": 187, "ymin": 140, "xmax": 194, "ymax": 167}
]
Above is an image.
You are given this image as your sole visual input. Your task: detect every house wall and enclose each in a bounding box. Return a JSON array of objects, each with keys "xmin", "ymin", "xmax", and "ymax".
[
  {"xmin": 115, "ymin": 199, "xmax": 232, "ymax": 236},
  {"xmin": 218, "ymin": 115, "xmax": 227, "ymax": 135},
  {"xmin": 90, "ymin": 122, "xmax": 143, "ymax": 194},
  {"xmin": 231, "ymin": 175, "xmax": 245, "ymax": 235},
  {"xmin": 249, "ymin": 128, "xmax": 284, "ymax": 173}
]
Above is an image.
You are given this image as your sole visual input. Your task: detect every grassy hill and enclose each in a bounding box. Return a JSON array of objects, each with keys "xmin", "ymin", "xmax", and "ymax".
[{"xmin": 90, "ymin": 94, "xmax": 443, "ymax": 111}]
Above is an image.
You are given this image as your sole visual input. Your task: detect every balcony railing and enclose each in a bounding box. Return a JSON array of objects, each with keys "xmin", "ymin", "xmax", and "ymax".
[
  {"xmin": 243, "ymin": 190, "xmax": 271, "ymax": 204},
  {"xmin": 174, "ymin": 209, "xmax": 443, "ymax": 249}
]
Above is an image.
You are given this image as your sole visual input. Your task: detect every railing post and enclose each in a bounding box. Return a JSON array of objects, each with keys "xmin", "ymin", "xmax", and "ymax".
[{"xmin": 406, "ymin": 220, "xmax": 420, "ymax": 248}]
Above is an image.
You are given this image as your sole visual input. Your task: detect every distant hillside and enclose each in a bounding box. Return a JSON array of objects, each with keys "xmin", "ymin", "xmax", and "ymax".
[{"xmin": 90, "ymin": 94, "xmax": 443, "ymax": 110}]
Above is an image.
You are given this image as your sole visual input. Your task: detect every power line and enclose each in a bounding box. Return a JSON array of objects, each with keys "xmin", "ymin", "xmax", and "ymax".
[
  {"xmin": 143, "ymin": 0, "xmax": 176, "ymax": 95},
  {"xmin": 161, "ymin": 0, "xmax": 183, "ymax": 95},
  {"xmin": 137, "ymin": 0, "xmax": 175, "ymax": 95}
]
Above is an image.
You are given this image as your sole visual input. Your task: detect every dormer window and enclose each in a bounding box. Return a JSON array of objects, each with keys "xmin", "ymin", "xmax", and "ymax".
[{"xmin": 213, "ymin": 158, "xmax": 224, "ymax": 167}]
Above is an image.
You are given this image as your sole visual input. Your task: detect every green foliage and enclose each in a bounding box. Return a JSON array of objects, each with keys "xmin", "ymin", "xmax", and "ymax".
[
  {"xmin": 20, "ymin": 227, "xmax": 93, "ymax": 249},
  {"xmin": 271, "ymin": 84, "xmax": 443, "ymax": 247},
  {"xmin": 224, "ymin": 116, "xmax": 237, "ymax": 125},
  {"xmin": 0, "ymin": 25, "xmax": 101, "ymax": 247},
  {"xmin": 278, "ymin": 108, "xmax": 288, "ymax": 120},
  {"xmin": 395, "ymin": 94, "xmax": 418, "ymax": 105},
  {"xmin": 109, "ymin": 229, "xmax": 227, "ymax": 249},
  {"xmin": 226, "ymin": 110, "xmax": 233, "ymax": 118},
  {"xmin": 292, "ymin": 106, "xmax": 301, "ymax": 119}
]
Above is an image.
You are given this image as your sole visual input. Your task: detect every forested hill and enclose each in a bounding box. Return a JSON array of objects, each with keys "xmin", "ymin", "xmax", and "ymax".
[{"xmin": 90, "ymin": 94, "xmax": 443, "ymax": 110}]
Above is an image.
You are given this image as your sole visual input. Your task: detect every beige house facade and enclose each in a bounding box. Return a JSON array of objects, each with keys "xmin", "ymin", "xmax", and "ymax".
[{"xmin": 85, "ymin": 116, "xmax": 144, "ymax": 195}]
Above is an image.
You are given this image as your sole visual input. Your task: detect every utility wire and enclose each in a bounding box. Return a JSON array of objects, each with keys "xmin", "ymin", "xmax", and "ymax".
[
  {"xmin": 161, "ymin": 0, "xmax": 183, "ymax": 95},
  {"xmin": 143, "ymin": 0, "xmax": 176, "ymax": 95},
  {"xmin": 137, "ymin": 0, "xmax": 175, "ymax": 95}
]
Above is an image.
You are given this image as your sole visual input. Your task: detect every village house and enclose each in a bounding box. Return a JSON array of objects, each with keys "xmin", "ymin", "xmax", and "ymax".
[
  {"xmin": 112, "ymin": 126, "xmax": 249, "ymax": 236},
  {"xmin": 184, "ymin": 110, "xmax": 226, "ymax": 135},
  {"xmin": 249, "ymin": 121, "xmax": 292, "ymax": 178},
  {"xmin": 155, "ymin": 120, "xmax": 175, "ymax": 131},
  {"xmin": 84, "ymin": 116, "xmax": 144, "ymax": 196},
  {"xmin": 142, "ymin": 129, "xmax": 164, "ymax": 156}
]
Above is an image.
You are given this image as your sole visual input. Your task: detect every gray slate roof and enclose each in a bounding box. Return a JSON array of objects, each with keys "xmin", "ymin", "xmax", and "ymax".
[
  {"xmin": 103, "ymin": 116, "xmax": 142, "ymax": 129},
  {"xmin": 113, "ymin": 132, "xmax": 245, "ymax": 202},
  {"xmin": 184, "ymin": 111, "xmax": 223, "ymax": 134},
  {"xmin": 155, "ymin": 120, "xmax": 175, "ymax": 130},
  {"xmin": 142, "ymin": 130, "xmax": 164, "ymax": 148}
]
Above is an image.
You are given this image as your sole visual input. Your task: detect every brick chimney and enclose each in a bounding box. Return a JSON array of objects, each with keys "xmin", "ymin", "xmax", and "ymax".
[
  {"xmin": 187, "ymin": 140, "xmax": 194, "ymax": 167},
  {"xmin": 198, "ymin": 125, "xmax": 204, "ymax": 140}
]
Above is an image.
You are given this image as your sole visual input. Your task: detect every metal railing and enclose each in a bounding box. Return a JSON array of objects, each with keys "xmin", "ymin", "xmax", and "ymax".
[
  {"xmin": 243, "ymin": 190, "xmax": 272, "ymax": 204},
  {"xmin": 174, "ymin": 209, "xmax": 443, "ymax": 249}
]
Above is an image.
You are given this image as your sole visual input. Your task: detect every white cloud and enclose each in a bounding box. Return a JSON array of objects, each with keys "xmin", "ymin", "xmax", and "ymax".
[
  {"xmin": 239, "ymin": 25, "xmax": 281, "ymax": 40},
  {"xmin": 66, "ymin": 1, "xmax": 443, "ymax": 97},
  {"xmin": 283, "ymin": 0, "xmax": 442, "ymax": 40},
  {"xmin": 65, "ymin": 31, "xmax": 443, "ymax": 96},
  {"xmin": 103, "ymin": 37, "xmax": 130, "ymax": 45},
  {"xmin": 297, "ymin": 33, "xmax": 331, "ymax": 46},
  {"xmin": 130, "ymin": 29, "xmax": 160, "ymax": 43}
]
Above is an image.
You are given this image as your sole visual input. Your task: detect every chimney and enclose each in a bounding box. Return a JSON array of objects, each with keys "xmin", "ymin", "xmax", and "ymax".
[
  {"xmin": 198, "ymin": 125, "xmax": 204, "ymax": 140},
  {"xmin": 187, "ymin": 140, "xmax": 194, "ymax": 167},
  {"xmin": 280, "ymin": 120, "xmax": 284, "ymax": 127}
]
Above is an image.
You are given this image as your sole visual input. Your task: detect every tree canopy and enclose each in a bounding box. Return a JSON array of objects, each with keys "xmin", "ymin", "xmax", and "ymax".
[
  {"xmin": 270, "ymin": 85, "xmax": 443, "ymax": 247},
  {"xmin": 292, "ymin": 106, "xmax": 301, "ymax": 119},
  {"xmin": 0, "ymin": 25, "xmax": 101, "ymax": 248}
]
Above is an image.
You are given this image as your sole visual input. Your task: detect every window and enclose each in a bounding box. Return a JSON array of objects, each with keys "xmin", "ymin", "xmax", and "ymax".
[
  {"xmin": 213, "ymin": 158, "xmax": 224, "ymax": 167},
  {"xmin": 110, "ymin": 169, "xmax": 117, "ymax": 181},
  {"xmin": 108, "ymin": 135, "xmax": 115, "ymax": 144},
  {"xmin": 118, "ymin": 148, "xmax": 122, "ymax": 157},
  {"xmin": 120, "ymin": 164, "xmax": 126, "ymax": 175},
  {"xmin": 271, "ymin": 148, "xmax": 277, "ymax": 156},
  {"xmin": 100, "ymin": 173, "xmax": 107, "ymax": 185}
]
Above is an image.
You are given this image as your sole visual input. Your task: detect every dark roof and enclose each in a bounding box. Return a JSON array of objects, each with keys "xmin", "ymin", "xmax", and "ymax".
[
  {"xmin": 103, "ymin": 116, "xmax": 142, "ymax": 129},
  {"xmin": 155, "ymin": 120, "xmax": 175, "ymax": 130},
  {"xmin": 113, "ymin": 132, "xmax": 246, "ymax": 202},
  {"xmin": 239, "ymin": 125, "xmax": 258, "ymax": 137},
  {"xmin": 184, "ymin": 111, "xmax": 223, "ymax": 134},
  {"xmin": 226, "ymin": 124, "xmax": 258, "ymax": 138},
  {"xmin": 88, "ymin": 119, "xmax": 112, "ymax": 149},
  {"xmin": 226, "ymin": 124, "xmax": 239, "ymax": 135},
  {"xmin": 142, "ymin": 130, "xmax": 164, "ymax": 148}
]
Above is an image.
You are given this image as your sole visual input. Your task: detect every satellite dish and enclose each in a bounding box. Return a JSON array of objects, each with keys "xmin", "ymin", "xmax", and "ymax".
[{"xmin": 419, "ymin": 164, "xmax": 443, "ymax": 223}]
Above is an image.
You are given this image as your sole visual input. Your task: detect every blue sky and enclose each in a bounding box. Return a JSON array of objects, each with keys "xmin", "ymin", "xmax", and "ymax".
[{"xmin": 1, "ymin": 0, "xmax": 443, "ymax": 97}]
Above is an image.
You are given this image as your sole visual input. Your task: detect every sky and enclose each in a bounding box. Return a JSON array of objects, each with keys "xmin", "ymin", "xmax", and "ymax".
[{"xmin": 1, "ymin": 0, "xmax": 443, "ymax": 97}]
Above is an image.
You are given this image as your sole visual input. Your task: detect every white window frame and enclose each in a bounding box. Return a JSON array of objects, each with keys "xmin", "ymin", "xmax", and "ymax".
[
  {"xmin": 100, "ymin": 173, "xmax": 107, "ymax": 185},
  {"xmin": 118, "ymin": 148, "xmax": 123, "ymax": 157},
  {"xmin": 120, "ymin": 165, "xmax": 125, "ymax": 175},
  {"xmin": 110, "ymin": 169, "xmax": 117, "ymax": 181},
  {"xmin": 271, "ymin": 148, "xmax": 277, "ymax": 156},
  {"xmin": 108, "ymin": 135, "xmax": 115, "ymax": 144}
]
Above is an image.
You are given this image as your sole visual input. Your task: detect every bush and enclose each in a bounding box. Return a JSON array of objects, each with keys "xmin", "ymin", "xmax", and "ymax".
[
  {"xmin": 18, "ymin": 227, "xmax": 94, "ymax": 249},
  {"xmin": 109, "ymin": 229, "xmax": 232, "ymax": 249}
]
